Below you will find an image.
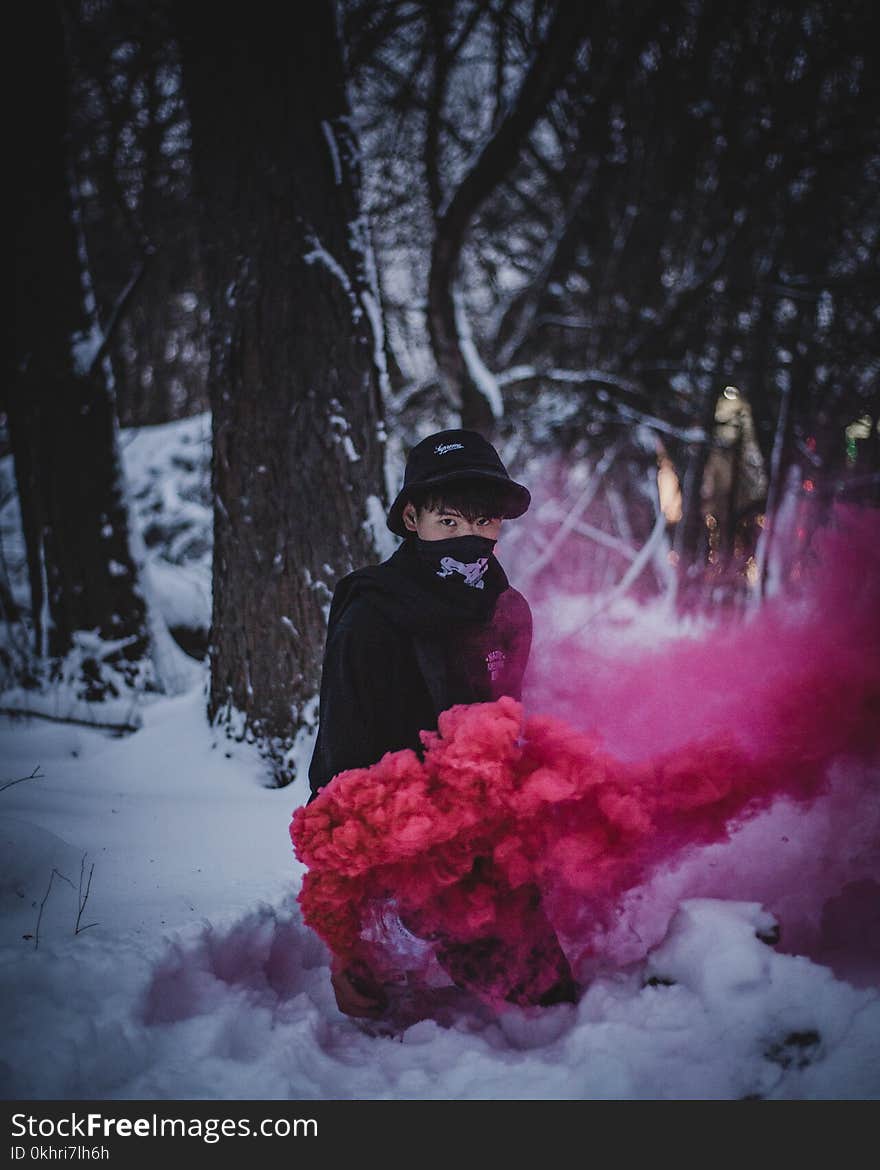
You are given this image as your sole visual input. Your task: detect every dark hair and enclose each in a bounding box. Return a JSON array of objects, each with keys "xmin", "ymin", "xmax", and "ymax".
[{"xmin": 406, "ymin": 478, "xmax": 511, "ymax": 522}]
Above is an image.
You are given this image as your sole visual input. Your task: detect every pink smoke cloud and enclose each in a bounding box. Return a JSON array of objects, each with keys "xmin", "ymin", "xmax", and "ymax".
[{"xmin": 291, "ymin": 505, "xmax": 880, "ymax": 1010}]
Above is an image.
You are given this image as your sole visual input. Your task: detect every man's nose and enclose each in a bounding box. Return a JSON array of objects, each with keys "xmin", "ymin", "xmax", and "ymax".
[{"xmin": 459, "ymin": 520, "xmax": 482, "ymax": 535}]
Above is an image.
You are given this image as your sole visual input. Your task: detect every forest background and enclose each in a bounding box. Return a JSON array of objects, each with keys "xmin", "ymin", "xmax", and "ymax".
[{"xmin": 6, "ymin": 0, "xmax": 878, "ymax": 783}]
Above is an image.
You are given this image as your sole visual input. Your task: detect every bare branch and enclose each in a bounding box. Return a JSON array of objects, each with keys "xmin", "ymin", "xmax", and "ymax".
[
  {"xmin": 494, "ymin": 163, "xmax": 594, "ymax": 366},
  {"xmin": 0, "ymin": 708, "xmax": 138, "ymax": 734},
  {"xmin": 520, "ymin": 442, "xmax": 621, "ymax": 589},
  {"xmin": 345, "ymin": 1, "xmax": 423, "ymax": 72},
  {"xmin": 85, "ymin": 256, "xmax": 152, "ymax": 379},
  {"xmin": 537, "ymin": 506, "xmax": 638, "ymax": 562},
  {"xmin": 495, "ymin": 365, "xmax": 708, "ymax": 443},
  {"xmin": 0, "ymin": 766, "xmax": 44, "ymax": 794},
  {"xmin": 424, "ymin": 2, "xmax": 452, "ymax": 216},
  {"xmin": 75, "ymin": 854, "xmax": 98, "ymax": 935},
  {"xmin": 584, "ymin": 503, "xmax": 671, "ymax": 627},
  {"xmin": 428, "ymin": 1, "xmax": 592, "ymax": 426},
  {"xmin": 34, "ymin": 868, "xmax": 74, "ymax": 951},
  {"xmin": 447, "ymin": 0, "xmax": 486, "ymax": 60}
]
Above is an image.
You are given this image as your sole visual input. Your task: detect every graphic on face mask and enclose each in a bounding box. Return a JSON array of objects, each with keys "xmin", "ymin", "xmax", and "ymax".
[
  {"xmin": 414, "ymin": 534, "xmax": 497, "ymax": 589},
  {"xmin": 436, "ymin": 555, "xmax": 489, "ymax": 587}
]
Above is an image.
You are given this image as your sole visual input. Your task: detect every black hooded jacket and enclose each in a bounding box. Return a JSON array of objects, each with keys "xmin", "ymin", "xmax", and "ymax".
[{"xmin": 308, "ymin": 540, "xmax": 532, "ymax": 799}]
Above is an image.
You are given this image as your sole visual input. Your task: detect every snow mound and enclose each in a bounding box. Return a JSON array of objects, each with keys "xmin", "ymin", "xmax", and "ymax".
[{"xmin": 2, "ymin": 895, "xmax": 877, "ymax": 1100}]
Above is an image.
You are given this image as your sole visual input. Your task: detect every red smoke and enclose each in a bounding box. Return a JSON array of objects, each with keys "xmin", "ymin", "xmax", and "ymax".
[{"xmin": 291, "ymin": 505, "xmax": 880, "ymax": 1009}]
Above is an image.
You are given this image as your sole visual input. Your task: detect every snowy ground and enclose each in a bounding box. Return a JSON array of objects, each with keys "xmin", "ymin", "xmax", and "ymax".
[
  {"xmin": 1, "ymin": 676, "xmax": 878, "ymax": 1101},
  {"xmin": 1, "ymin": 415, "xmax": 878, "ymax": 1100}
]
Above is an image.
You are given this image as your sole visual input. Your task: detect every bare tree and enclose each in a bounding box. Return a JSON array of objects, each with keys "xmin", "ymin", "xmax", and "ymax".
[
  {"xmin": 64, "ymin": 2, "xmax": 209, "ymax": 428},
  {"xmin": 8, "ymin": 3, "xmax": 153, "ymax": 698},
  {"xmin": 350, "ymin": 0, "xmax": 878, "ymax": 595},
  {"xmin": 424, "ymin": 1, "xmax": 592, "ymax": 432}
]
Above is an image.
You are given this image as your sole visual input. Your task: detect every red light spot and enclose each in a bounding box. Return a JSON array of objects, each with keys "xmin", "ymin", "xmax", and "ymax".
[
  {"xmin": 803, "ymin": 479, "xmax": 815, "ymax": 493},
  {"xmin": 806, "ymin": 436, "xmax": 816, "ymax": 452}
]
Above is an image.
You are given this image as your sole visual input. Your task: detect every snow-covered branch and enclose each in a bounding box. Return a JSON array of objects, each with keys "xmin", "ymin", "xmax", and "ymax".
[
  {"xmin": 304, "ymin": 233, "xmax": 355, "ymax": 298},
  {"xmin": 321, "ymin": 120, "xmax": 343, "ymax": 185},
  {"xmin": 453, "ymin": 287, "xmax": 503, "ymax": 420},
  {"xmin": 496, "ymin": 364, "xmax": 642, "ymax": 392},
  {"xmin": 495, "ymin": 365, "xmax": 707, "ymax": 442}
]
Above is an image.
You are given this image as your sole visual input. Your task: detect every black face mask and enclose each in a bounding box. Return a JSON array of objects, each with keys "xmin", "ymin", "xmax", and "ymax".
[{"xmin": 414, "ymin": 534, "xmax": 497, "ymax": 589}]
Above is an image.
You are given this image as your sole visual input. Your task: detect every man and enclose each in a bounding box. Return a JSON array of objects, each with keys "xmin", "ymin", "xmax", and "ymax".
[
  {"xmin": 309, "ymin": 429, "xmax": 533, "ymax": 800},
  {"xmin": 308, "ymin": 429, "xmax": 575, "ymax": 1017}
]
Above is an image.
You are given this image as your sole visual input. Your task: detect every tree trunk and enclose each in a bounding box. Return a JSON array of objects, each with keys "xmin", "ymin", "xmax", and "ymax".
[
  {"xmin": 8, "ymin": 4, "xmax": 150, "ymax": 697},
  {"xmin": 176, "ymin": 0, "xmax": 387, "ymax": 784}
]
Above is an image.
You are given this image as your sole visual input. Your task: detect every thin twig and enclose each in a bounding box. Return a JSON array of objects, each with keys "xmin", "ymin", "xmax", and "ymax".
[
  {"xmin": 537, "ymin": 505, "xmax": 638, "ymax": 561},
  {"xmin": 520, "ymin": 442, "xmax": 621, "ymax": 588},
  {"xmin": 0, "ymin": 708, "xmax": 138, "ymax": 734},
  {"xmin": 0, "ymin": 765, "xmax": 44, "ymax": 793},
  {"xmin": 580, "ymin": 503, "xmax": 670, "ymax": 630},
  {"xmin": 75, "ymin": 854, "xmax": 98, "ymax": 935},
  {"xmin": 34, "ymin": 868, "xmax": 74, "ymax": 951},
  {"xmin": 85, "ymin": 258, "xmax": 151, "ymax": 379},
  {"xmin": 752, "ymin": 366, "xmax": 793, "ymax": 607}
]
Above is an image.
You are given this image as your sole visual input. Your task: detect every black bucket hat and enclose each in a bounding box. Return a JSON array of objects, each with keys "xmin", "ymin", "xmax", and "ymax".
[{"xmin": 386, "ymin": 429, "xmax": 531, "ymax": 537}]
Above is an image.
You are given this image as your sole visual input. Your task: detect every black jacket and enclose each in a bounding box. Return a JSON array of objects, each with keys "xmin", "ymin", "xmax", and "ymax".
[{"xmin": 308, "ymin": 540, "xmax": 532, "ymax": 799}]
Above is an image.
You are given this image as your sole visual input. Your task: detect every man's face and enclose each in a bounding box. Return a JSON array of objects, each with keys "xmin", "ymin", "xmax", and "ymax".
[{"xmin": 402, "ymin": 502, "xmax": 503, "ymax": 542}]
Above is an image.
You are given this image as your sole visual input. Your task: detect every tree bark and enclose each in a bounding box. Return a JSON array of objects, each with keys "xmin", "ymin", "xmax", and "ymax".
[
  {"xmin": 8, "ymin": 4, "xmax": 150, "ymax": 695},
  {"xmin": 176, "ymin": 0, "xmax": 387, "ymax": 783}
]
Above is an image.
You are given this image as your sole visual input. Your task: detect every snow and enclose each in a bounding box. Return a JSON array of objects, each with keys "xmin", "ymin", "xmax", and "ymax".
[
  {"xmin": 362, "ymin": 493, "xmax": 399, "ymax": 562},
  {"xmin": 144, "ymin": 558, "xmax": 210, "ymax": 635},
  {"xmin": 1, "ymin": 675, "xmax": 877, "ymax": 1100},
  {"xmin": 453, "ymin": 287, "xmax": 504, "ymax": 420},
  {"xmin": 321, "ymin": 120, "xmax": 343, "ymax": 186},
  {"xmin": 303, "ymin": 233, "xmax": 363, "ymax": 324},
  {"xmin": 117, "ymin": 411, "xmax": 213, "ymax": 643},
  {"xmin": 328, "ymin": 411, "xmax": 361, "ymax": 463},
  {"xmin": 360, "ymin": 287, "xmax": 393, "ymax": 403},
  {"xmin": 1, "ymin": 412, "xmax": 208, "ymax": 713},
  {"xmin": 350, "ymin": 211, "xmax": 394, "ymax": 404},
  {"xmin": 70, "ymin": 323, "xmax": 104, "ymax": 378}
]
